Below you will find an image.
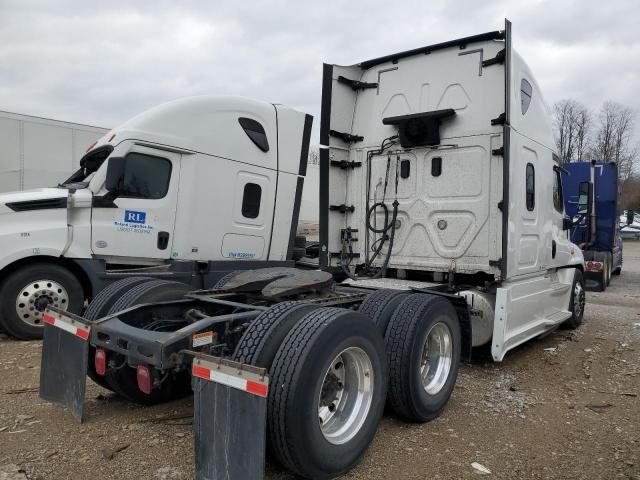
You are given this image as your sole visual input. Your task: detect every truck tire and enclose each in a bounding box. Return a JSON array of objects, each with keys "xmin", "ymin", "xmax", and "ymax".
[
  {"xmin": 268, "ymin": 308, "xmax": 388, "ymax": 478},
  {"xmin": 0, "ymin": 263, "xmax": 84, "ymax": 340},
  {"xmin": 385, "ymin": 294, "xmax": 461, "ymax": 422},
  {"xmin": 563, "ymin": 269, "xmax": 586, "ymax": 330},
  {"xmin": 83, "ymin": 276, "xmax": 154, "ymax": 391},
  {"xmin": 232, "ymin": 301, "xmax": 320, "ymax": 369},
  {"xmin": 605, "ymin": 253, "xmax": 612, "ymax": 286},
  {"xmin": 358, "ymin": 289, "xmax": 410, "ymax": 335},
  {"xmin": 83, "ymin": 276, "xmax": 152, "ymax": 321},
  {"xmin": 103, "ymin": 279, "xmax": 193, "ymax": 404},
  {"xmin": 213, "ymin": 271, "xmax": 240, "ymax": 289}
]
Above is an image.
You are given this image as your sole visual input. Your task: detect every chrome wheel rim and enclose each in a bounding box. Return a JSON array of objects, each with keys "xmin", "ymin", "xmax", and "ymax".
[
  {"xmin": 15, "ymin": 279, "xmax": 69, "ymax": 327},
  {"xmin": 574, "ymin": 281, "xmax": 585, "ymax": 319},
  {"xmin": 420, "ymin": 322, "xmax": 453, "ymax": 395},
  {"xmin": 318, "ymin": 347, "xmax": 374, "ymax": 445}
]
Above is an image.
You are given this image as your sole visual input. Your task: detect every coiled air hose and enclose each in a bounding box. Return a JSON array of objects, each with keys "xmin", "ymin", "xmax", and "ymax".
[{"xmin": 340, "ymin": 149, "xmax": 400, "ymax": 280}]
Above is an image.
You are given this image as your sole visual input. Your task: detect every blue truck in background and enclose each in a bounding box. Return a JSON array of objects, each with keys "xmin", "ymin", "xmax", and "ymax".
[{"xmin": 562, "ymin": 161, "xmax": 623, "ymax": 291}]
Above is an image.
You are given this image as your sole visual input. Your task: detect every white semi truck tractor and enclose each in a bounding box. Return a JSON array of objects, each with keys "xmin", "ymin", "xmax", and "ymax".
[
  {"xmin": 40, "ymin": 20, "xmax": 586, "ymax": 480},
  {"xmin": 0, "ymin": 96, "xmax": 312, "ymax": 338}
]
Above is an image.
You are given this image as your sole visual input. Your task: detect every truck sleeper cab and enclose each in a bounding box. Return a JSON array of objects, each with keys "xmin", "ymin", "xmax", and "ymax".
[
  {"xmin": 562, "ymin": 160, "xmax": 623, "ymax": 291},
  {"xmin": 0, "ymin": 96, "xmax": 312, "ymax": 339},
  {"xmin": 320, "ymin": 19, "xmax": 584, "ymax": 361},
  {"xmin": 40, "ymin": 21, "xmax": 586, "ymax": 480}
]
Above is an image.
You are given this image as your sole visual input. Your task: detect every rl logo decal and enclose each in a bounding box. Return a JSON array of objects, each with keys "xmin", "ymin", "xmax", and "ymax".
[{"xmin": 124, "ymin": 210, "xmax": 146, "ymax": 224}]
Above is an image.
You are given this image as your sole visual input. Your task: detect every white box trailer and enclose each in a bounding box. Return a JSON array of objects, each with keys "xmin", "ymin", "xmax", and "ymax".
[{"xmin": 0, "ymin": 110, "xmax": 108, "ymax": 192}]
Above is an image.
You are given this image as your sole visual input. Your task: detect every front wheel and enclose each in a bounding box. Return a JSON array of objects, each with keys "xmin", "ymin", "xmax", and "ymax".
[
  {"xmin": 563, "ymin": 269, "xmax": 586, "ymax": 330},
  {"xmin": 268, "ymin": 308, "xmax": 388, "ymax": 479},
  {"xmin": 0, "ymin": 264, "xmax": 84, "ymax": 340}
]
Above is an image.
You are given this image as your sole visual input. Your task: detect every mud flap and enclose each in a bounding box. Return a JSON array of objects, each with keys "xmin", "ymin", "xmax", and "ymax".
[
  {"xmin": 192, "ymin": 356, "xmax": 268, "ymax": 480},
  {"xmin": 39, "ymin": 308, "xmax": 90, "ymax": 422}
]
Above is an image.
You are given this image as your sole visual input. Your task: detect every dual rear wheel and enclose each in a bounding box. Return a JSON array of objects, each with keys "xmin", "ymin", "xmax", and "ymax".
[{"xmin": 231, "ymin": 291, "xmax": 461, "ymax": 478}]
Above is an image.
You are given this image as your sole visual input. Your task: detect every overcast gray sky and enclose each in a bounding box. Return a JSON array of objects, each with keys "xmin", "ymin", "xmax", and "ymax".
[{"xmin": 0, "ymin": 0, "xmax": 638, "ymax": 144}]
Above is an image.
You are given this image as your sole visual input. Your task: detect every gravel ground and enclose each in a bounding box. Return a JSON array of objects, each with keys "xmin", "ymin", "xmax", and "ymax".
[{"xmin": 1, "ymin": 242, "xmax": 639, "ymax": 479}]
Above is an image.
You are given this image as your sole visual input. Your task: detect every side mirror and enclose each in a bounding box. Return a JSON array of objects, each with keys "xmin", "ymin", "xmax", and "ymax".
[
  {"xmin": 562, "ymin": 217, "xmax": 573, "ymax": 231},
  {"xmin": 105, "ymin": 157, "xmax": 125, "ymax": 194},
  {"xmin": 627, "ymin": 210, "xmax": 635, "ymax": 225}
]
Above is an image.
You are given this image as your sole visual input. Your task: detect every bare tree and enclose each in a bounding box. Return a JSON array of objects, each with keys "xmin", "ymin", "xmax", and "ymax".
[
  {"xmin": 553, "ymin": 99, "xmax": 591, "ymax": 162},
  {"xmin": 573, "ymin": 108, "xmax": 591, "ymax": 162},
  {"xmin": 620, "ymin": 173, "xmax": 640, "ymax": 211},
  {"xmin": 308, "ymin": 146, "xmax": 319, "ymax": 166},
  {"xmin": 592, "ymin": 102, "xmax": 637, "ymax": 188}
]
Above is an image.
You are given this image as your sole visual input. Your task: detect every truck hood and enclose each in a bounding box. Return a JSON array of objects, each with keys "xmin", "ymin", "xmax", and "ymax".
[{"xmin": 0, "ymin": 188, "xmax": 70, "ymax": 214}]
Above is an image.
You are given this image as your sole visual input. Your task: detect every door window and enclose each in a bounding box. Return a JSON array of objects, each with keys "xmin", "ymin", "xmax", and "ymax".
[
  {"xmin": 553, "ymin": 169, "xmax": 563, "ymax": 213},
  {"xmin": 120, "ymin": 153, "xmax": 172, "ymax": 199}
]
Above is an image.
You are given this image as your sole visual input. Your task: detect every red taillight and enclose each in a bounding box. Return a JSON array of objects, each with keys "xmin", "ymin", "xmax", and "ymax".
[
  {"xmin": 94, "ymin": 348, "xmax": 107, "ymax": 376},
  {"xmin": 136, "ymin": 365, "xmax": 152, "ymax": 395},
  {"xmin": 586, "ymin": 261, "xmax": 603, "ymax": 272}
]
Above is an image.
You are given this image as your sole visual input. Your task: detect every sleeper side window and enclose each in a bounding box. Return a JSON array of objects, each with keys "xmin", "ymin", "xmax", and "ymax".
[
  {"xmin": 521, "ymin": 79, "xmax": 533, "ymax": 115},
  {"xmin": 526, "ymin": 163, "xmax": 535, "ymax": 211},
  {"xmin": 120, "ymin": 153, "xmax": 172, "ymax": 199},
  {"xmin": 242, "ymin": 183, "xmax": 262, "ymax": 218}
]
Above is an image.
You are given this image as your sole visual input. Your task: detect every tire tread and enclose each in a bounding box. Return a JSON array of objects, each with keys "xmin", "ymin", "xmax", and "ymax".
[
  {"xmin": 268, "ymin": 307, "xmax": 346, "ymax": 476},
  {"xmin": 232, "ymin": 301, "xmax": 302, "ymax": 365},
  {"xmin": 385, "ymin": 294, "xmax": 458, "ymax": 421}
]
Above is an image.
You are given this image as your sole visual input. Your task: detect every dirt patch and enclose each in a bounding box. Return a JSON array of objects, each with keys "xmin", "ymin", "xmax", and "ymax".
[{"xmin": 1, "ymin": 242, "xmax": 639, "ymax": 479}]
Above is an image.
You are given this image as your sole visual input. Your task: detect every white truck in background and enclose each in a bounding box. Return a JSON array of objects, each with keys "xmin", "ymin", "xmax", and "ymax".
[
  {"xmin": 0, "ymin": 97, "xmax": 311, "ymax": 339},
  {"xmin": 0, "ymin": 110, "xmax": 108, "ymax": 193},
  {"xmin": 39, "ymin": 21, "xmax": 588, "ymax": 480}
]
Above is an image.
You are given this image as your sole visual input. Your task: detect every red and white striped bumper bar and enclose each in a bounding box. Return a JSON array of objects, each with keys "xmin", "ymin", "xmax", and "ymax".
[
  {"xmin": 192, "ymin": 357, "xmax": 269, "ymax": 398},
  {"xmin": 43, "ymin": 309, "xmax": 90, "ymax": 341}
]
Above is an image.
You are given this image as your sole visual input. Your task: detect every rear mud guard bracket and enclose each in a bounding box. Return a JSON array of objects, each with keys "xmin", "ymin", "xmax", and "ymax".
[
  {"xmin": 39, "ymin": 308, "xmax": 90, "ymax": 422},
  {"xmin": 192, "ymin": 355, "xmax": 268, "ymax": 480}
]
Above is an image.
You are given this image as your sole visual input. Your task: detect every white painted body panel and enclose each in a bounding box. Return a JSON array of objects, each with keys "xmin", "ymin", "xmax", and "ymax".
[
  {"xmin": 170, "ymin": 151, "xmax": 277, "ymax": 262},
  {"xmin": 492, "ymin": 268, "xmax": 575, "ymax": 361},
  {"xmin": 0, "ymin": 202, "xmax": 69, "ymax": 271},
  {"xmin": 325, "ymin": 40, "xmax": 506, "ymax": 276}
]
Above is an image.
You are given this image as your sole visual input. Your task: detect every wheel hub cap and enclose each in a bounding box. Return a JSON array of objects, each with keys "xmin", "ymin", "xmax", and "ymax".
[
  {"xmin": 318, "ymin": 347, "xmax": 374, "ymax": 445},
  {"xmin": 420, "ymin": 322, "xmax": 453, "ymax": 395},
  {"xmin": 16, "ymin": 280, "xmax": 69, "ymax": 327}
]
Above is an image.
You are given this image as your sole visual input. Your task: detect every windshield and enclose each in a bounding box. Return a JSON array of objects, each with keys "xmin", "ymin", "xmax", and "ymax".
[{"xmin": 59, "ymin": 145, "xmax": 114, "ymax": 188}]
